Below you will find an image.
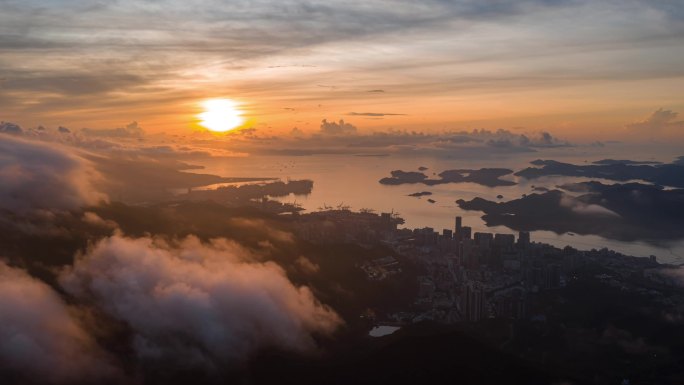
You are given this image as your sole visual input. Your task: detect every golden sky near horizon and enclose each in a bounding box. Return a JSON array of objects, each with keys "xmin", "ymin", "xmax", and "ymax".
[{"xmin": 1, "ymin": 0, "xmax": 684, "ymax": 141}]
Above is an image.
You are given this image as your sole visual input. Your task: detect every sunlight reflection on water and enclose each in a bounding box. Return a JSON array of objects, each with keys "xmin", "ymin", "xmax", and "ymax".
[{"xmin": 188, "ymin": 145, "xmax": 684, "ymax": 264}]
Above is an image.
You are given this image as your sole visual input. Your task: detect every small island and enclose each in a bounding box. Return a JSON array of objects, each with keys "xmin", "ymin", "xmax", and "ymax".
[
  {"xmin": 380, "ymin": 168, "xmax": 516, "ymax": 187},
  {"xmin": 408, "ymin": 191, "xmax": 433, "ymax": 197}
]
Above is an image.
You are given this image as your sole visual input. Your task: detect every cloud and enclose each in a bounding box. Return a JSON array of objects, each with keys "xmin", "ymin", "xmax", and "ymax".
[
  {"xmin": 1, "ymin": 0, "xmax": 682, "ymax": 126},
  {"xmin": 627, "ymin": 108, "xmax": 684, "ymax": 132},
  {"xmin": 226, "ymin": 125, "xmax": 573, "ymax": 158},
  {"xmin": 319, "ymin": 119, "xmax": 358, "ymax": 135},
  {"xmin": 600, "ymin": 325, "xmax": 666, "ymax": 355},
  {"xmin": 560, "ymin": 194, "xmax": 620, "ymax": 217},
  {"xmin": 81, "ymin": 211, "xmax": 118, "ymax": 230},
  {"xmin": 0, "ymin": 261, "xmax": 117, "ymax": 383},
  {"xmin": 495, "ymin": 131, "xmax": 570, "ymax": 149},
  {"xmin": 0, "ymin": 134, "xmax": 107, "ymax": 214},
  {"xmin": 295, "ymin": 256, "xmax": 321, "ymax": 275},
  {"xmin": 81, "ymin": 121, "xmax": 144, "ymax": 138},
  {"xmin": 347, "ymin": 112, "xmax": 406, "ymax": 117},
  {"xmin": 655, "ymin": 267, "xmax": 684, "ymax": 286},
  {"xmin": 532, "ymin": 131, "xmax": 565, "ymax": 147},
  {"xmin": 60, "ymin": 234, "xmax": 341, "ymax": 369},
  {"xmin": 0, "ymin": 121, "xmax": 23, "ymax": 134},
  {"xmin": 228, "ymin": 218, "xmax": 295, "ymax": 244}
]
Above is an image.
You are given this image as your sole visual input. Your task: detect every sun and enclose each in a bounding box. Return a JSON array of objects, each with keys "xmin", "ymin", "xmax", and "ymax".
[{"xmin": 198, "ymin": 98, "xmax": 244, "ymax": 132}]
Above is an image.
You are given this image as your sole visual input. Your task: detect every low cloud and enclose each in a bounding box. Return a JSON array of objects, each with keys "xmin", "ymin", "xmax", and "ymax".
[
  {"xmin": 656, "ymin": 267, "xmax": 684, "ymax": 287},
  {"xmin": 0, "ymin": 121, "xmax": 23, "ymax": 134},
  {"xmin": 0, "ymin": 134, "xmax": 106, "ymax": 214},
  {"xmin": 492, "ymin": 130, "xmax": 569, "ymax": 149},
  {"xmin": 319, "ymin": 119, "xmax": 357, "ymax": 135},
  {"xmin": 627, "ymin": 108, "xmax": 684, "ymax": 132},
  {"xmin": 228, "ymin": 218, "xmax": 295, "ymax": 244},
  {"xmin": 237, "ymin": 125, "xmax": 573, "ymax": 158},
  {"xmin": 347, "ymin": 112, "xmax": 406, "ymax": 117},
  {"xmin": 295, "ymin": 256, "xmax": 321, "ymax": 275},
  {"xmin": 560, "ymin": 194, "xmax": 620, "ymax": 217},
  {"xmin": 81, "ymin": 211, "xmax": 118, "ymax": 230},
  {"xmin": 0, "ymin": 262, "xmax": 117, "ymax": 383},
  {"xmin": 80, "ymin": 121, "xmax": 144, "ymax": 138},
  {"xmin": 601, "ymin": 325, "xmax": 666, "ymax": 355},
  {"xmin": 60, "ymin": 235, "xmax": 341, "ymax": 369}
]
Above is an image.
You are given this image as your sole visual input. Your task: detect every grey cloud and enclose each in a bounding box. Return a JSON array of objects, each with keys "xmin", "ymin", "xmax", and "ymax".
[
  {"xmin": 319, "ymin": 119, "xmax": 358, "ymax": 135},
  {"xmin": 486, "ymin": 129, "xmax": 569, "ymax": 150},
  {"xmin": 525, "ymin": 131, "xmax": 571, "ymax": 148},
  {"xmin": 0, "ymin": 134, "xmax": 107, "ymax": 214},
  {"xmin": 0, "ymin": 71, "xmax": 147, "ymax": 96},
  {"xmin": 627, "ymin": 108, "xmax": 684, "ymax": 132},
  {"xmin": 600, "ymin": 325, "xmax": 667, "ymax": 355},
  {"xmin": 560, "ymin": 194, "xmax": 620, "ymax": 217},
  {"xmin": 0, "ymin": 121, "xmax": 23, "ymax": 134},
  {"xmin": 0, "ymin": 261, "xmax": 118, "ymax": 383},
  {"xmin": 81, "ymin": 211, "xmax": 119, "ymax": 230},
  {"xmin": 0, "ymin": 1, "xmax": 583, "ymax": 55},
  {"xmin": 348, "ymin": 112, "xmax": 407, "ymax": 117},
  {"xmin": 486, "ymin": 138, "xmax": 534, "ymax": 152},
  {"xmin": 0, "ymin": 0, "xmax": 682, "ymax": 120},
  {"xmin": 81, "ymin": 121, "xmax": 144, "ymax": 138},
  {"xmin": 60, "ymin": 234, "xmax": 341, "ymax": 369},
  {"xmin": 225, "ymin": 125, "xmax": 574, "ymax": 159}
]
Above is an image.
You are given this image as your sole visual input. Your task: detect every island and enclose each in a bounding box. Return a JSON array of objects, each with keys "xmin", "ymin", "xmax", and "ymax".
[
  {"xmin": 592, "ymin": 159, "xmax": 662, "ymax": 165},
  {"xmin": 515, "ymin": 158, "xmax": 684, "ymax": 188},
  {"xmin": 408, "ymin": 191, "xmax": 433, "ymax": 197},
  {"xmin": 177, "ymin": 179, "xmax": 314, "ymax": 213},
  {"xmin": 380, "ymin": 168, "xmax": 516, "ymax": 187},
  {"xmin": 456, "ymin": 181, "xmax": 684, "ymax": 243}
]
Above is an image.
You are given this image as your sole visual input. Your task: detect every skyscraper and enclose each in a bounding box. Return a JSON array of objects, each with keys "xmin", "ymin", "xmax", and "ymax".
[{"xmin": 518, "ymin": 231, "xmax": 531, "ymax": 248}]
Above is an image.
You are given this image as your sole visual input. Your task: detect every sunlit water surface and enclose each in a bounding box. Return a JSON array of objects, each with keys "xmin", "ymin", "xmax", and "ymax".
[{"xmin": 188, "ymin": 143, "xmax": 684, "ymax": 264}]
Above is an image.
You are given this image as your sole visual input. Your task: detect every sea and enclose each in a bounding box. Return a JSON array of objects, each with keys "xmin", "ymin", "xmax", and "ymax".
[{"xmin": 187, "ymin": 142, "xmax": 684, "ymax": 264}]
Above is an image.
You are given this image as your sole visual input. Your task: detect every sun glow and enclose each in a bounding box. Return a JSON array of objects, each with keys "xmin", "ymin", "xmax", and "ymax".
[{"xmin": 198, "ymin": 99, "xmax": 244, "ymax": 132}]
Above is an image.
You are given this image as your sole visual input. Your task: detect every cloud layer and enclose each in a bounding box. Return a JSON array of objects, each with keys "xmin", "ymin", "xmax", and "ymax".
[
  {"xmin": 1, "ymin": 1, "xmax": 682, "ymax": 133},
  {"xmin": 0, "ymin": 261, "xmax": 116, "ymax": 384},
  {"xmin": 60, "ymin": 234, "xmax": 341, "ymax": 369},
  {"xmin": 0, "ymin": 134, "xmax": 106, "ymax": 214},
  {"xmin": 627, "ymin": 108, "xmax": 684, "ymax": 134}
]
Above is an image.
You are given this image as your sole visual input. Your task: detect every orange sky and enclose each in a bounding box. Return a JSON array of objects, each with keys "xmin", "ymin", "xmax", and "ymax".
[{"xmin": 1, "ymin": 1, "xmax": 683, "ymax": 142}]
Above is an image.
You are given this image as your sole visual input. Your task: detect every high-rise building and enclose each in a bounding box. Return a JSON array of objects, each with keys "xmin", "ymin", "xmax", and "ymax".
[
  {"xmin": 494, "ymin": 233, "xmax": 515, "ymax": 248},
  {"xmin": 518, "ymin": 231, "xmax": 530, "ymax": 247},
  {"xmin": 474, "ymin": 232, "xmax": 493, "ymax": 249},
  {"xmin": 461, "ymin": 226, "xmax": 472, "ymax": 240},
  {"xmin": 454, "ymin": 216, "xmax": 463, "ymax": 240},
  {"xmin": 462, "ymin": 282, "xmax": 486, "ymax": 322}
]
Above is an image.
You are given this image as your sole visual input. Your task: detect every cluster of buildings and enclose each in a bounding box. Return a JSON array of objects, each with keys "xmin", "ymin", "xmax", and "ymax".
[
  {"xmin": 290, "ymin": 208, "xmax": 671, "ymax": 326},
  {"xmin": 360, "ymin": 256, "xmax": 402, "ymax": 280},
  {"xmin": 391, "ymin": 216, "xmax": 544, "ymax": 322},
  {"xmin": 389, "ymin": 216, "xmax": 668, "ymax": 324},
  {"xmin": 293, "ymin": 209, "xmax": 402, "ymax": 243}
]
